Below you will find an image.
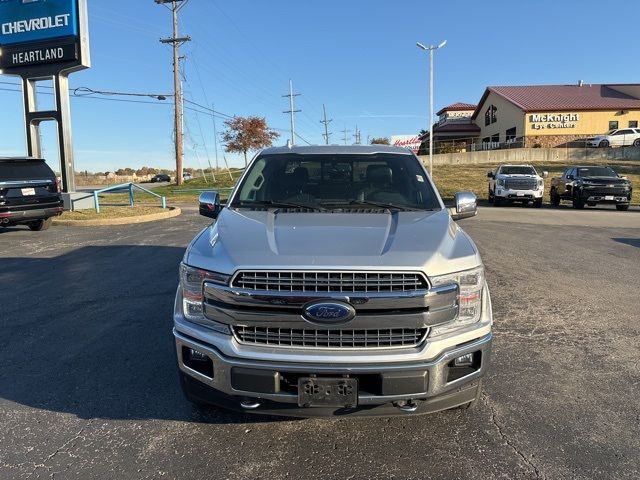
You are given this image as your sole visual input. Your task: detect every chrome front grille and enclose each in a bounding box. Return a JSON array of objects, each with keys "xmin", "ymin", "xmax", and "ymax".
[
  {"xmin": 232, "ymin": 271, "xmax": 429, "ymax": 293},
  {"xmin": 504, "ymin": 178, "xmax": 537, "ymax": 190},
  {"xmin": 233, "ymin": 326, "xmax": 427, "ymax": 349}
]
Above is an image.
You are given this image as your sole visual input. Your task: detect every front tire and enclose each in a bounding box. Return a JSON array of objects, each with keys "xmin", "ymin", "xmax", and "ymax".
[
  {"xmin": 599, "ymin": 140, "xmax": 610, "ymax": 148},
  {"xmin": 550, "ymin": 188, "xmax": 560, "ymax": 206},
  {"xmin": 616, "ymin": 204, "xmax": 629, "ymax": 211},
  {"xmin": 493, "ymin": 196, "xmax": 504, "ymax": 207},
  {"xmin": 572, "ymin": 191, "xmax": 585, "ymax": 209},
  {"xmin": 28, "ymin": 217, "xmax": 53, "ymax": 231},
  {"xmin": 533, "ymin": 198, "xmax": 543, "ymax": 208},
  {"xmin": 633, "ymin": 138, "xmax": 640, "ymax": 147},
  {"xmin": 488, "ymin": 188, "xmax": 494, "ymax": 204}
]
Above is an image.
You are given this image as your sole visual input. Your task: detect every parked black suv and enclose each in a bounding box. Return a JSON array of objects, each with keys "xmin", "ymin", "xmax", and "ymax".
[
  {"xmin": 151, "ymin": 174, "xmax": 171, "ymax": 183},
  {"xmin": 0, "ymin": 157, "xmax": 63, "ymax": 231}
]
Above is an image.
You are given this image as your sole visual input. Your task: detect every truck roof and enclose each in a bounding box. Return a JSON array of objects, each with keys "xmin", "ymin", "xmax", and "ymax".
[
  {"xmin": 258, "ymin": 144, "xmax": 415, "ymax": 156},
  {"xmin": 0, "ymin": 157, "xmax": 45, "ymax": 162}
]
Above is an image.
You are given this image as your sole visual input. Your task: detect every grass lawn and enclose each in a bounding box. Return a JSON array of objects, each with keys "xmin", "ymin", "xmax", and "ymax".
[
  {"xmin": 96, "ymin": 160, "xmax": 640, "ymax": 207},
  {"xmin": 61, "ymin": 205, "xmax": 170, "ymax": 220}
]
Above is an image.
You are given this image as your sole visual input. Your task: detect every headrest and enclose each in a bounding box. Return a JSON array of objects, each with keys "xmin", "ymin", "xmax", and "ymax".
[
  {"xmin": 292, "ymin": 167, "xmax": 309, "ymax": 183},
  {"xmin": 367, "ymin": 165, "xmax": 392, "ymax": 184}
]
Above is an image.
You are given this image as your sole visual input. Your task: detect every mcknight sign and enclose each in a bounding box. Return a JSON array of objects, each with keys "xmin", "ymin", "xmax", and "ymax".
[{"xmin": 0, "ymin": 0, "xmax": 78, "ymax": 46}]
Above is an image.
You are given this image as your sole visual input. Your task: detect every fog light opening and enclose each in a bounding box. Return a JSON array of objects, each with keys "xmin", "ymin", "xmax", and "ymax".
[
  {"xmin": 447, "ymin": 351, "xmax": 481, "ymax": 383},
  {"xmin": 182, "ymin": 346, "xmax": 214, "ymax": 378}
]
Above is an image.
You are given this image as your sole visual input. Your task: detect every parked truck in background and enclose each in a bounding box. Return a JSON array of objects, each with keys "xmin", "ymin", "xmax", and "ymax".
[
  {"xmin": 550, "ymin": 165, "xmax": 632, "ymax": 210},
  {"xmin": 174, "ymin": 145, "xmax": 493, "ymax": 417},
  {"xmin": 487, "ymin": 164, "xmax": 547, "ymax": 207}
]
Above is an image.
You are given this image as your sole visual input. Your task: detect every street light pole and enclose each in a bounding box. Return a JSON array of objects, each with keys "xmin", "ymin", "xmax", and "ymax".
[{"xmin": 417, "ymin": 40, "xmax": 446, "ymax": 178}]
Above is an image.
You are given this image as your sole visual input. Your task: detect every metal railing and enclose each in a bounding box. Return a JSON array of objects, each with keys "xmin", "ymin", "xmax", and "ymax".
[{"xmin": 92, "ymin": 182, "xmax": 167, "ymax": 213}]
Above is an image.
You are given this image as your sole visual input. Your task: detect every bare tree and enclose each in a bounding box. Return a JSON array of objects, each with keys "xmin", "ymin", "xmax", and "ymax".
[
  {"xmin": 370, "ymin": 137, "xmax": 390, "ymax": 145},
  {"xmin": 222, "ymin": 116, "xmax": 280, "ymax": 167}
]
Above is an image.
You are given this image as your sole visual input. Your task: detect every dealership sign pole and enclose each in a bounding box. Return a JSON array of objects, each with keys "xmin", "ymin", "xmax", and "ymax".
[{"xmin": 0, "ymin": 0, "xmax": 90, "ymax": 196}]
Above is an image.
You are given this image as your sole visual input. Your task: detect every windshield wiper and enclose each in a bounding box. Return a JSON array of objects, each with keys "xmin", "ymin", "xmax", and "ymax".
[
  {"xmin": 234, "ymin": 200, "xmax": 327, "ymax": 211},
  {"xmin": 323, "ymin": 200, "xmax": 422, "ymax": 212}
]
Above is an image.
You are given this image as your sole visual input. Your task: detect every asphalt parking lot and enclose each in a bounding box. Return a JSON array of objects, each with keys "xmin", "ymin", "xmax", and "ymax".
[{"xmin": 1, "ymin": 206, "xmax": 639, "ymax": 479}]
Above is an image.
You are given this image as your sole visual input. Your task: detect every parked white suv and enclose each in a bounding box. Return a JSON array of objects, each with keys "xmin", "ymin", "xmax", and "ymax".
[
  {"xmin": 586, "ymin": 128, "xmax": 640, "ymax": 148},
  {"xmin": 488, "ymin": 164, "xmax": 547, "ymax": 208}
]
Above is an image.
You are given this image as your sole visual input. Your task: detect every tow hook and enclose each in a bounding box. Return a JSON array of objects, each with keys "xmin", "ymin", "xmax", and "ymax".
[
  {"xmin": 394, "ymin": 399, "xmax": 419, "ymax": 412},
  {"xmin": 240, "ymin": 398, "xmax": 261, "ymax": 410}
]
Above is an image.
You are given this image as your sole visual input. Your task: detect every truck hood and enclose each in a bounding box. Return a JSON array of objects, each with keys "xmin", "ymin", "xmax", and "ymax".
[
  {"xmin": 580, "ymin": 176, "xmax": 628, "ymax": 184},
  {"xmin": 186, "ymin": 208, "xmax": 481, "ymax": 277}
]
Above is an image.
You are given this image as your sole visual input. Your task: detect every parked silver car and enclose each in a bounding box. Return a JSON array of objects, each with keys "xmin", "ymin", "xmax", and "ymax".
[{"xmin": 174, "ymin": 145, "xmax": 493, "ymax": 417}]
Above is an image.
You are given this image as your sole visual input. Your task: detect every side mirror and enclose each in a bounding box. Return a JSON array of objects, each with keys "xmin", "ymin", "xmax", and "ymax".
[
  {"xmin": 542, "ymin": 171, "xmax": 549, "ymax": 179},
  {"xmin": 487, "ymin": 171, "xmax": 494, "ymax": 179},
  {"xmin": 199, "ymin": 191, "xmax": 221, "ymax": 219},
  {"xmin": 567, "ymin": 174, "xmax": 574, "ymax": 180},
  {"xmin": 451, "ymin": 191, "xmax": 477, "ymax": 221}
]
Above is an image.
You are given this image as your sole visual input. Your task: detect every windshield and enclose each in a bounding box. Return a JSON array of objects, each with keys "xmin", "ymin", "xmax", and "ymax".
[
  {"xmin": 499, "ymin": 166, "xmax": 536, "ymax": 175},
  {"xmin": 232, "ymin": 153, "xmax": 441, "ymax": 211},
  {"xmin": 0, "ymin": 160, "xmax": 55, "ymax": 181},
  {"xmin": 576, "ymin": 166, "xmax": 617, "ymax": 177}
]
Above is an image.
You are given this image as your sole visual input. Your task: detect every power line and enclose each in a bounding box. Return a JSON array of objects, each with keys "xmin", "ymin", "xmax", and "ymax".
[{"xmin": 320, "ymin": 104, "xmax": 333, "ymax": 145}]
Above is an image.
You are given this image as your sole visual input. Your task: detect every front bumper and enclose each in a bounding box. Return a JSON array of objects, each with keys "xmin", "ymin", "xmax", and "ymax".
[
  {"xmin": 495, "ymin": 188, "xmax": 543, "ymax": 200},
  {"xmin": 580, "ymin": 188, "xmax": 631, "ymax": 204},
  {"xmin": 174, "ymin": 328, "xmax": 492, "ymax": 417}
]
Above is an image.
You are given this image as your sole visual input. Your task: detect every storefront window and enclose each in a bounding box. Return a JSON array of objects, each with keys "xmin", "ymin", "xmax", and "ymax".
[
  {"xmin": 484, "ymin": 105, "xmax": 497, "ymax": 126},
  {"xmin": 506, "ymin": 127, "xmax": 516, "ymax": 141},
  {"xmin": 629, "ymin": 120, "xmax": 638, "ymax": 128},
  {"xmin": 609, "ymin": 121, "xmax": 619, "ymax": 130}
]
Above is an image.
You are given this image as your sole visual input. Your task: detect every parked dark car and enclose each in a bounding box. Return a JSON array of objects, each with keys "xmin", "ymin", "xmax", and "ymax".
[
  {"xmin": 550, "ymin": 165, "xmax": 632, "ymax": 210},
  {"xmin": 0, "ymin": 157, "xmax": 63, "ymax": 231},
  {"xmin": 151, "ymin": 174, "xmax": 171, "ymax": 183}
]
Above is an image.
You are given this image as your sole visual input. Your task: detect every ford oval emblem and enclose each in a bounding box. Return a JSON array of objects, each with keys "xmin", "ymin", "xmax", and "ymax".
[{"xmin": 303, "ymin": 301, "xmax": 355, "ymax": 325}]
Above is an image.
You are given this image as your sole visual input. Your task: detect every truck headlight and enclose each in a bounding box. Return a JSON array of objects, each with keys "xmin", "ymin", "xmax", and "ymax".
[
  {"xmin": 497, "ymin": 179, "xmax": 505, "ymax": 187},
  {"xmin": 430, "ymin": 266, "xmax": 484, "ymax": 336},
  {"xmin": 537, "ymin": 179, "xmax": 544, "ymax": 189},
  {"xmin": 179, "ymin": 263, "xmax": 230, "ymax": 323}
]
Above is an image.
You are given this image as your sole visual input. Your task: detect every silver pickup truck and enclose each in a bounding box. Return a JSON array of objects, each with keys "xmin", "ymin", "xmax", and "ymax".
[{"xmin": 174, "ymin": 145, "xmax": 493, "ymax": 417}]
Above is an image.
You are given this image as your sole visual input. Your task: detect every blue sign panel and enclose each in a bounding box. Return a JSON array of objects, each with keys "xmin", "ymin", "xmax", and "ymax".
[{"xmin": 0, "ymin": 0, "xmax": 78, "ymax": 46}]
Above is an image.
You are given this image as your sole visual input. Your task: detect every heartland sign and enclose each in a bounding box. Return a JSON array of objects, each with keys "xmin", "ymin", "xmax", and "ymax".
[
  {"xmin": 390, "ymin": 135, "xmax": 421, "ymax": 154},
  {"xmin": 0, "ymin": 0, "xmax": 88, "ymax": 72}
]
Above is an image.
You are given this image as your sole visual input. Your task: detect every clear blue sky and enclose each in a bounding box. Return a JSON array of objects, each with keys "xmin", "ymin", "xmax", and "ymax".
[{"xmin": 1, "ymin": 0, "xmax": 639, "ymax": 172}]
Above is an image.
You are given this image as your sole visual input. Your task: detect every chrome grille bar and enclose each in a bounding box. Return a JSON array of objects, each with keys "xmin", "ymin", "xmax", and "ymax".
[
  {"xmin": 233, "ymin": 326, "xmax": 428, "ymax": 349},
  {"xmin": 232, "ymin": 271, "xmax": 429, "ymax": 293}
]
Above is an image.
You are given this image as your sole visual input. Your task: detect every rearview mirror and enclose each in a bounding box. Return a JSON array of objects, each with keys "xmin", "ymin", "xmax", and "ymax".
[
  {"xmin": 451, "ymin": 191, "xmax": 477, "ymax": 221},
  {"xmin": 199, "ymin": 191, "xmax": 221, "ymax": 219},
  {"xmin": 487, "ymin": 171, "xmax": 494, "ymax": 179},
  {"xmin": 542, "ymin": 171, "xmax": 549, "ymax": 179}
]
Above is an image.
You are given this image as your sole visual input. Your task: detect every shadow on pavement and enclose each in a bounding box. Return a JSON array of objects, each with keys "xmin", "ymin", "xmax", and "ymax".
[
  {"xmin": 0, "ymin": 245, "xmax": 278, "ymax": 425},
  {"xmin": 612, "ymin": 237, "xmax": 640, "ymax": 248}
]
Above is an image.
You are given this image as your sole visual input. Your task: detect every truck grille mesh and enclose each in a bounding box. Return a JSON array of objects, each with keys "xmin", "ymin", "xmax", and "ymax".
[
  {"xmin": 232, "ymin": 271, "xmax": 428, "ymax": 293},
  {"xmin": 233, "ymin": 326, "xmax": 427, "ymax": 348},
  {"xmin": 504, "ymin": 178, "xmax": 537, "ymax": 190}
]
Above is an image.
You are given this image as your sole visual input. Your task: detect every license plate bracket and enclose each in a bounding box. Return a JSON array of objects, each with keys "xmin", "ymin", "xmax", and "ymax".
[
  {"xmin": 21, "ymin": 187, "xmax": 36, "ymax": 196},
  {"xmin": 298, "ymin": 377, "xmax": 358, "ymax": 408},
  {"xmin": 605, "ymin": 195, "xmax": 614, "ymax": 201}
]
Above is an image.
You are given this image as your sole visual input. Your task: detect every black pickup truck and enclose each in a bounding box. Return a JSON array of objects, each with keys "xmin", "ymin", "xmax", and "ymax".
[
  {"xmin": 0, "ymin": 157, "xmax": 64, "ymax": 231},
  {"xmin": 550, "ymin": 165, "xmax": 632, "ymax": 211}
]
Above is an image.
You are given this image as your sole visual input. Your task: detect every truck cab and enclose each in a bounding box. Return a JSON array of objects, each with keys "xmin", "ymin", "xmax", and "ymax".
[{"xmin": 175, "ymin": 145, "xmax": 493, "ymax": 417}]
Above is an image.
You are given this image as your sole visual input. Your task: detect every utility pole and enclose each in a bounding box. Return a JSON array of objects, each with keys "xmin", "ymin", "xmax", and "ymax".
[
  {"xmin": 283, "ymin": 79, "xmax": 301, "ymax": 145},
  {"xmin": 353, "ymin": 125, "xmax": 362, "ymax": 145},
  {"xmin": 157, "ymin": 0, "xmax": 191, "ymax": 185},
  {"xmin": 341, "ymin": 127, "xmax": 351, "ymax": 145},
  {"xmin": 211, "ymin": 103, "xmax": 220, "ymax": 171},
  {"xmin": 320, "ymin": 104, "xmax": 332, "ymax": 145}
]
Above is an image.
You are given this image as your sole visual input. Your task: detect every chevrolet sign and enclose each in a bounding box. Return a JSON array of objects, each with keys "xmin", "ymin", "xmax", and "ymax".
[{"xmin": 0, "ymin": 0, "xmax": 78, "ymax": 46}]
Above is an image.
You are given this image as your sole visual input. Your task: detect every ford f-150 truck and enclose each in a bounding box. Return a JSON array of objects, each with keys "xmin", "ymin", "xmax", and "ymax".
[
  {"xmin": 487, "ymin": 164, "xmax": 547, "ymax": 207},
  {"xmin": 174, "ymin": 145, "xmax": 493, "ymax": 417},
  {"xmin": 550, "ymin": 165, "xmax": 632, "ymax": 210}
]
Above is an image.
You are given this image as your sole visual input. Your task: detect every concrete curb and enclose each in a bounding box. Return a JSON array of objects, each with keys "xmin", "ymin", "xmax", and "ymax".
[{"xmin": 53, "ymin": 207, "xmax": 181, "ymax": 227}]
